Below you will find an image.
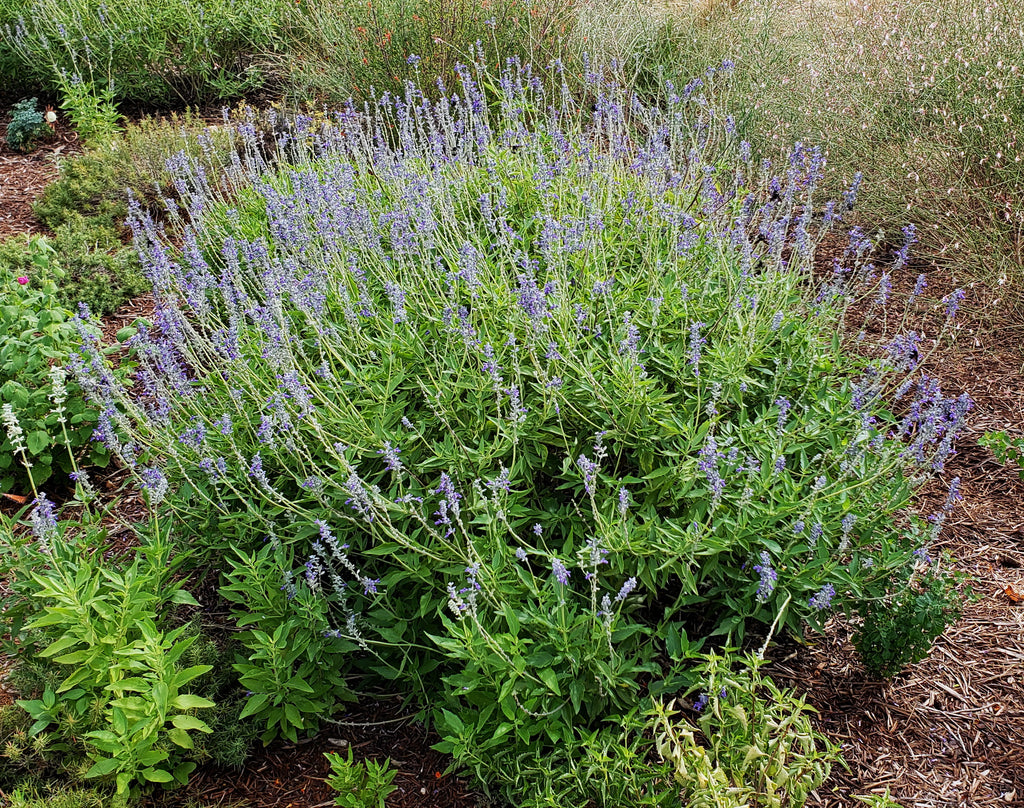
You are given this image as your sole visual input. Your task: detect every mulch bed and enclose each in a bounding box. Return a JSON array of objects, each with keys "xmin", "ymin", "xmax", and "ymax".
[
  {"xmin": 0, "ymin": 107, "xmax": 83, "ymax": 241},
  {"xmin": 2, "ymin": 113, "xmax": 1023, "ymax": 807}
]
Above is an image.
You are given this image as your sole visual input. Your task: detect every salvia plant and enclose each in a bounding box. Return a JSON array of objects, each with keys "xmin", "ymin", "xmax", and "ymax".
[{"xmin": 56, "ymin": 55, "xmax": 970, "ymax": 804}]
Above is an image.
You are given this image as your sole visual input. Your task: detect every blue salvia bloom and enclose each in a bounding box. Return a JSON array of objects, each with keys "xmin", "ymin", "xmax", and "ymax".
[
  {"xmin": 876, "ymin": 272, "xmax": 892, "ymax": 306},
  {"xmin": 698, "ymin": 436, "xmax": 725, "ymax": 507},
  {"xmin": 839, "ymin": 513, "xmax": 856, "ymax": 550},
  {"xmin": 615, "ymin": 577, "xmax": 637, "ymax": 602},
  {"xmin": 618, "ymin": 486, "xmax": 630, "ymax": 516},
  {"xmin": 809, "ymin": 522, "xmax": 824, "ymax": 550},
  {"xmin": 771, "ymin": 311, "xmax": 784, "ymax": 331},
  {"xmin": 618, "ymin": 312, "xmax": 642, "ymax": 366},
  {"xmin": 487, "ymin": 465, "xmax": 512, "ymax": 495},
  {"xmin": 893, "ymin": 223, "xmax": 916, "ymax": 270},
  {"xmin": 377, "ymin": 442, "xmax": 403, "ymax": 473},
  {"xmin": 943, "ymin": 477, "xmax": 961, "ymax": 512},
  {"xmin": 481, "ymin": 343, "xmax": 503, "ymax": 386},
  {"xmin": 753, "ymin": 551, "xmax": 777, "ymax": 603},
  {"xmin": 584, "ymin": 535, "xmax": 610, "ymax": 570},
  {"xmin": 809, "ymin": 583, "xmax": 836, "ymax": 611},
  {"xmin": 345, "ymin": 472, "xmax": 375, "ymax": 521},
  {"xmin": 773, "ymin": 455, "xmax": 786, "ymax": 475},
  {"xmin": 842, "ymin": 172, "xmax": 863, "ymax": 210},
  {"xmin": 552, "ymin": 557, "xmax": 570, "ymax": 585},
  {"xmin": 775, "ymin": 397, "xmax": 791, "ymax": 434},
  {"xmin": 693, "ymin": 692, "xmax": 709, "ymax": 711},
  {"xmin": 576, "ymin": 454, "xmax": 599, "ymax": 496},
  {"xmin": 384, "ymin": 281, "xmax": 407, "ymax": 324},
  {"xmin": 515, "ymin": 547, "xmax": 528, "ymax": 561},
  {"xmin": 910, "ymin": 273, "xmax": 927, "ymax": 301},
  {"xmin": 793, "ymin": 520, "xmax": 805, "ymax": 535},
  {"xmin": 140, "ymin": 466, "xmax": 169, "ymax": 504},
  {"xmin": 30, "ymin": 494, "xmax": 58, "ymax": 554},
  {"xmin": 942, "ymin": 288, "xmax": 966, "ymax": 320}
]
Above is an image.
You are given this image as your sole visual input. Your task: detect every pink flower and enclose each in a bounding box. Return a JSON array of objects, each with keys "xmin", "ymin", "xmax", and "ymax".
[{"xmin": 16, "ymin": 277, "xmax": 28, "ymax": 285}]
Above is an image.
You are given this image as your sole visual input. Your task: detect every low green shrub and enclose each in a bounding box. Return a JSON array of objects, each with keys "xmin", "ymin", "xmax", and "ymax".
[
  {"xmin": 4, "ymin": 0, "xmax": 287, "ymax": 108},
  {"xmin": 5, "ymin": 97, "xmax": 50, "ymax": 151},
  {"xmin": 852, "ymin": 541, "xmax": 970, "ymax": 679},
  {"xmin": 0, "ymin": 508, "xmax": 213, "ymax": 800},
  {"xmin": 0, "ymin": 237, "xmax": 110, "ymax": 495},
  {"xmin": 324, "ymin": 748, "xmax": 398, "ymax": 808},
  {"xmin": 651, "ymin": 652, "xmax": 837, "ymax": 808},
  {"xmin": 980, "ymin": 431, "xmax": 1024, "ymax": 479},
  {"xmin": 221, "ymin": 542, "xmax": 355, "ymax": 744}
]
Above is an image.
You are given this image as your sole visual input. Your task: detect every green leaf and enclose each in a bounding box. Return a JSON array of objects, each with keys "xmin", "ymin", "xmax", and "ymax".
[
  {"xmin": 169, "ymin": 694, "xmax": 215, "ymax": 710},
  {"xmin": 171, "ymin": 714, "xmax": 212, "ymax": 733},
  {"xmin": 538, "ymin": 668, "xmax": 561, "ymax": 696},
  {"xmin": 142, "ymin": 767, "xmax": 174, "ymax": 783},
  {"xmin": 167, "ymin": 727, "xmax": 194, "ymax": 749},
  {"xmin": 26, "ymin": 431, "xmax": 50, "ymax": 456},
  {"xmin": 84, "ymin": 757, "xmax": 121, "ymax": 779},
  {"xmin": 169, "ymin": 589, "xmax": 200, "ymax": 607},
  {"xmin": 238, "ymin": 692, "xmax": 270, "ymax": 720}
]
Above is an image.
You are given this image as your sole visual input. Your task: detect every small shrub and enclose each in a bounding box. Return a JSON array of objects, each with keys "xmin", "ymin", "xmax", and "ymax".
[
  {"xmin": 0, "ymin": 238, "xmax": 110, "ymax": 494},
  {"xmin": 0, "ymin": 506, "xmax": 213, "ymax": 799},
  {"xmin": 5, "ymin": 97, "xmax": 50, "ymax": 151},
  {"xmin": 221, "ymin": 542, "xmax": 356, "ymax": 744},
  {"xmin": 56, "ymin": 75, "xmax": 122, "ymax": 144},
  {"xmin": 980, "ymin": 430, "xmax": 1024, "ymax": 480},
  {"xmin": 852, "ymin": 544, "xmax": 969, "ymax": 679},
  {"xmin": 324, "ymin": 747, "xmax": 398, "ymax": 808},
  {"xmin": 650, "ymin": 652, "xmax": 838, "ymax": 808}
]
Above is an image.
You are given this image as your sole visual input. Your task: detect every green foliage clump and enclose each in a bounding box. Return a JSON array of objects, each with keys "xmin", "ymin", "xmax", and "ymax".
[
  {"xmin": 6, "ymin": 782, "xmax": 110, "ymax": 808},
  {"xmin": 65, "ymin": 66, "xmax": 971, "ymax": 805},
  {"xmin": 650, "ymin": 653, "xmax": 837, "ymax": 808},
  {"xmin": 56, "ymin": 76, "xmax": 122, "ymax": 145},
  {"xmin": 4, "ymin": 0, "xmax": 286, "ymax": 108},
  {"xmin": 221, "ymin": 543, "xmax": 356, "ymax": 744},
  {"xmin": 0, "ymin": 237, "xmax": 109, "ymax": 494},
  {"xmin": 852, "ymin": 546, "xmax": 969, "ymax": 679},
  {"xmin": 324, "ymin": 747, "xmax": 399, "ymax": 808},
  {"xmin": 6, "ymin": 97, "xmax": 50, "ymax": 151},
  {"xmin": 0, "ymin": 512, "xmax": 214, "ymax": 800},
  {"xmin": 980, "ymin": 430, "xmax": 1024, "ymax": 480}
]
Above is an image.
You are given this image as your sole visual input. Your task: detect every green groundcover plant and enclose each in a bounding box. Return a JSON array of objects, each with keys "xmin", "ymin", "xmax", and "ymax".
[
  {"xmin": 0, "ymin": 502, "xmax": 213, "ymax": 802},
  {"xmin": 43, "ymin": 58, "xmax": 970, "ymax": 805},
  {"xmin": 0, "ymin": 237, "xmax": 111, "ymax": 494}
]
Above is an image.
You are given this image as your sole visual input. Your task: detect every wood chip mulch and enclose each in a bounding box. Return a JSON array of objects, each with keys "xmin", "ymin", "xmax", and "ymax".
[
  {"xmin": 769, "ymin": 237, "xmax": 1024, "ymax": 808},
  {"xmin": 0, "ymin": 107, "xmax": 82, "ymax": 241},
  {"xmin": 154, "ymin": 699, "xmax": 480, "ymax": 808}
]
